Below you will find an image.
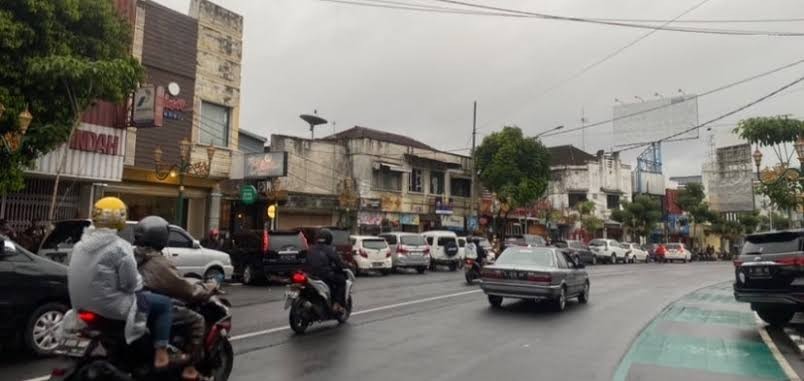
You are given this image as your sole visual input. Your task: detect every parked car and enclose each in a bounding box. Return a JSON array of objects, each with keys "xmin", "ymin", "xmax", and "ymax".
[
  {"xmin": 379, "ymin": 232, "xmax": 430, "ymax": 274},
  {"xmin": 588, "ymin": 238, "xmax": 630, "ymax": 264},
  {"xmin": 734, "ymin": 230, "xmax": 804, "ymax": 326},
  {"xmin": 664, "ymin": 242, "xmax": 692, "ymax": 263},
  {"xmin": 422, "ymin": 230, "xmax": 461, "ymax": 271},
  {"xmin": 457, "ymin": 237, "xmax": 468, "ymax": 261},
  {"xmin": 480, "ymin": 246, "xmax": 589, "ymax": 312},
  {"xmin": 295, "ymin": 226, "xmax": 353, "ymax": 274},
  {"xmin": 0, "ymin": 235, "xmax": 71, "ymax": 356},
  {"xmin": 622, "ymin": 242, "xmax": 648, "ymax": 263},
  {"xmin": 40, "ymin": 219, "xmax": 233, "ymax": 282},
  {"xmin": 350, "ymin": 235, "xmax": 393, "ymax": 275},
  {"xmin": 228, "ymin": 229, "xmax": 307, "ymax": 285},
  {"xmin": 554, "ymin": 240, "xmax": 596, "ymax": 265}
]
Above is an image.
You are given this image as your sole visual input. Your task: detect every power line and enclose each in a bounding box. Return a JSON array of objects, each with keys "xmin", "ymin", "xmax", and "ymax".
[
  {"xmin": 540, "ymin": 57, "xmax": 804, "ymax": 138},
  {"xmin": 617, "ymin": 75, "xmax": 804, "ymax": 153}
]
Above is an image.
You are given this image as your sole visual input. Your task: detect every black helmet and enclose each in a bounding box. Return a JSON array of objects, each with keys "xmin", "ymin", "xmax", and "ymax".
[
  {"xmin": 315, "ymin": 229, "xmax": 333, "ymax": 245},
  {"xmin": 134, "ymin": 216, "xmax": 170, "ymax": 251}
]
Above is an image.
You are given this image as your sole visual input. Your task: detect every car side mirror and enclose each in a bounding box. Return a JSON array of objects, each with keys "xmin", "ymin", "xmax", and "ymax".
[
  {"xmin": 193, "ymin": 240, "xmax": 201, "ymax": 249},
  {"xmin": 1, "ymin": 239, "xmax": 15, "ymax": 256}
]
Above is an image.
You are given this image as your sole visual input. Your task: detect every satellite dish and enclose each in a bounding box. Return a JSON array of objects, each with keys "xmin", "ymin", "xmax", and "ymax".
[
  {"xmin": 168, "ymin": 82, "xmax": 181, "ymax": 96},
  {"xmin": 300, "ymin": 113, "xmax": 328, "ymax": 139}
]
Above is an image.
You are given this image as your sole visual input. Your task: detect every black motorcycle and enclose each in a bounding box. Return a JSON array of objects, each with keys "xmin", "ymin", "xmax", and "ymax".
[
  {"xmin": 285, "ymin": 269, "xmax": 355, "ymax": 334},
  {"xmin": 49, "ymin": 295, "xmax": 234, "ymax": 381}
]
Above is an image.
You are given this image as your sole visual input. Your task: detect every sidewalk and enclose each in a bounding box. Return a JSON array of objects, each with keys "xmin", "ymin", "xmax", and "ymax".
[{"xmin": 613, "ymin": 281, "xmax": 796, "ymax": 381}]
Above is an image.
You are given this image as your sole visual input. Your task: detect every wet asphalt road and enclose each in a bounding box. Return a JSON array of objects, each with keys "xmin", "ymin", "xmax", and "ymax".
[{"xmin": 4, "ymin": 262, "xmax": 735, "ymax": 381}]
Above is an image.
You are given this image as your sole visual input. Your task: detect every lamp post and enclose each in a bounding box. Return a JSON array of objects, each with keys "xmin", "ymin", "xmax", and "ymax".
[
  {"xmin": 752, "ymin": 137, "xmax": 804, "ymax": 185},
  {"xmin": 154, "ymin": 137, "xmax": 216, "ymax": 227},
  {"xmin": 532, "ymin": 125, "xmax": 564, "ymax": 139},
  {"xmin": 1, "ymin": 103, "xmax": 33, "ymax": 153}
]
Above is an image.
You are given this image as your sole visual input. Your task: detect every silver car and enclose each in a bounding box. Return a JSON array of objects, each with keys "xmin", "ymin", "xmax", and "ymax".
[
  {"xmin": 379, "ymin": 232, "xmax": 431, "ymax": 274},
  {"xmin": 480, "ymin": 246, "xmax": 590, "ymax": 312}
]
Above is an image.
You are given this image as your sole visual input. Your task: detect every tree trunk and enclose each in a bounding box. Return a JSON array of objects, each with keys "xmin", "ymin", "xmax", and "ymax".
[{"xmin": 47, "ymin": 114, "xmax": 82, "ymax": 222}]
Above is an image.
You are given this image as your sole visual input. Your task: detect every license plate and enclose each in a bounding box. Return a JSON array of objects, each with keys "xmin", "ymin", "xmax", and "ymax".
[
  {"xmin": 55, "ymin": 337, "xmax": 91, "ymax": 357},
  {"xmin": 747, "ymin": 266, "xmax": 772, "ymax": 279},
  {"xmin": 283, "ymin": 290, "xmax": 299, "ymax": 309},
  {"xmin": 372, "ymin": 262, "xmax": 385, "ymax": 268}
]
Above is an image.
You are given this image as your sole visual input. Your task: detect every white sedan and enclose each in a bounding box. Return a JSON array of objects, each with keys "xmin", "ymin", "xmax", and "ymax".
[
  {"xmin": 622, "ymin": 243, "xmax": 648, "ymax": 263},
  {"xmin": 664, "ymin": 242, "xmax": 692, "ymax": 263},
  {"xmin": 163, "ymin": 225, "xmax": 234, "ymax": 283}
]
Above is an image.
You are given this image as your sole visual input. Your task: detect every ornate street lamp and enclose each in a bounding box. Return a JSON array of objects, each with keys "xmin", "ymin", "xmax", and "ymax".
[
  {"xmin": 2, "ymin": 103, "xmax": 33, "ymax": 153},
  {"xmin": 154, "ymin": 137, "xmax": 216, "ymax": 226},
  {"xmin": 753, "ymin": 137, "xmax": 804, "ymax": 185}
]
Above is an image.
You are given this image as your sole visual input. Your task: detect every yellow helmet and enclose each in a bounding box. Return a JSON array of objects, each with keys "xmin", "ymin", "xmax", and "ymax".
[{"xmin": 92, "ymin": 197, "xmax": 128, "ymax": 230}]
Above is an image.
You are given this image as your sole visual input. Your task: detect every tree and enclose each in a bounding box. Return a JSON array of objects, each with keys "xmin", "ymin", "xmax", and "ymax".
[
  {"xmin": 475, "ymin": 126, "xmax": 551, "ymax": 237},
  {"xmin": 675, "ymin": 183, "xmax": 718, "ymax": 249},
  {"xmin": 575, "ymin": 201, "xmax": 603, "ymax": 236},
  {"xmin": 610, "ymin": 195, "xmax": 662, "ymax": 242},
  {"xmin": 759, "ymin": 212, "xmax": 791, "ymax": 231},
  {"xmin": 738, "ymin": 212, "xmax": 760, "ymax": 235},
  {"xmin": 0, "ymin": 0, "xmax": 143, "ymax": 195}
]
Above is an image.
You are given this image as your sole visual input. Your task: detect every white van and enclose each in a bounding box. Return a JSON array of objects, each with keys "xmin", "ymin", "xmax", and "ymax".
[{"xmin": 421, "ymin": 230, "xmax": 460, "ymax": 271}]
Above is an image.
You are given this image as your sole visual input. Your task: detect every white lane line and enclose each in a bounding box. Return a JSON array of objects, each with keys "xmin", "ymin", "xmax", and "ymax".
[
  {"xmin": 21, "ymin": 289, "xmax": 483, "ymax": 381},
  {"xmin": 230, "ymin": 289, "xmax": 482, "ymax": 341},
  {"xmin": 755, "ymin": 313, "xmax": 802, "ymax": 381}
]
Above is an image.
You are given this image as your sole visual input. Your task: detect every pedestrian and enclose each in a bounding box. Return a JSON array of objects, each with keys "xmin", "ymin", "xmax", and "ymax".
[
  {"xmin": 655, "ymin": 243, "xmax": 667, "ymax": 263},
  {"xmin": 0, "ymin": 219, "xmax": 17, "ymax": 241},
  {"xmin": 201, "ymin": 228, "xmax": 222, "ymax": 250}
]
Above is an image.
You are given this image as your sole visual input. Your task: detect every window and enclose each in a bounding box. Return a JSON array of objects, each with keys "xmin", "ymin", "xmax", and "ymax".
[
  {"xmin": 373, "ymin": 167, "xmax": 402, "ymax": 191},
  {"xmin": 568, "ymin": 193, "xmax": 588, "ymax": 208},
  {"xmin": 496, "ymin": 248, "xmax": 556, "ymax": 267},
  {"xmin": 200, "ymin": 101, "xmax": 230, "ymax": 147},
  {"xmin": 430, "ymin": 171, "xmax": 445, "ymax": 194},
  {"xmin": 425, "ymin": 236, "xmax": 434, "ymax": 245},
  {"xmin": 589, "ymin": 239, "xmax": 607, "ymax": 248},
  {"xmin": 437, "ymin": 237, "xmax": 455, "ymax": 247},
  {"xmin": 607, "ymin": 194, "xmax": 620, "ymax": 209},
  {"xmin": 450, "ymin": 178, "xmax": 471, "ymax": 198},
  {"xmin": 409, "ymin": 169, "xmax": 423, "ymax": 193},
  {"xmin": 569, "ymin": 241, "xmax": 584, "ymax": 249},
  {"xmin": 362, "ymin": 239, "xmax": 388, "ymax": 250},
  {"xmin": 382, "ymin": 235, "xmax": 398, "ymax": 245},
  {"xmin": 168, "ymin": 229, "xmax": 193, "ymax": 248},
  {"xmin": 400, "ymin": 235, "xmax": 426, "ymax": 246},
  {"xmin": 458, "ymin": 238, "xmax": 466, "ymax": 248},
  {"xmin": 556, "ymin": 252, "xmax": 569, "ymax": 268}
]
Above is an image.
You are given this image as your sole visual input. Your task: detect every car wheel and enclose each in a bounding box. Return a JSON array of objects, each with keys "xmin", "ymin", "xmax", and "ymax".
[
  {"xmin": 416, "ymin": 266, "xmax": 427, "ymax": 274},
  {"xmin": 756, "ymin": 309, "xmax": 795, "ymax": 327},
  {"xmin": 553, "ymin": 286, "xmax": 567, "ymax": 312},
  {"xmin": 487, "ymin": 295, "xmax": 503, "ymax": 308},
  {"xmin": 26, "ymin": 302, "xmax": 67, "ymax": 356},
  {"xmin": 204, "ymin": 267, "xmax": 225, "ymax": 285},
  {"xmin": 578, "ymin": 281, "xmax": 590, "ymax": 304},
  {"xmin": 242, "ymin": 264, "xmax": 262, "ymax": 285},
  {"xmin": 611, "ymin": 254, "xmax": 617, "ymax": 264}
]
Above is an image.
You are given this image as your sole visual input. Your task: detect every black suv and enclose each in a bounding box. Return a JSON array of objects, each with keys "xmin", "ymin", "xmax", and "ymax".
[
  {"xmin": 734, "ymin": 230, "xmax": 804, "ymax": 326},
  {"xmin": 228, "ymin": 229, "xmax": 308, "ymax": 285}
]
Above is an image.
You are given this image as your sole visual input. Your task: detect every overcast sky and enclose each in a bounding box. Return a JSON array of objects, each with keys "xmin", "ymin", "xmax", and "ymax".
[{"xmin": 156, "ymin": 0, "xmax": 804, "ymax": 180}]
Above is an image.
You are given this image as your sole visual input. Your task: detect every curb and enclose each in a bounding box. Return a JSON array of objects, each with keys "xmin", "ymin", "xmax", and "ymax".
[{"xmin": 756, "ymin": 314, "xmax": 802, "ymax": 381}]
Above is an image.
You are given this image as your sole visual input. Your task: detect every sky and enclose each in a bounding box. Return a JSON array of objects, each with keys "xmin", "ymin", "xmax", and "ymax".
[{"xmin": 155, "ymin": 0, "xmax": 804, "ymax": 180}]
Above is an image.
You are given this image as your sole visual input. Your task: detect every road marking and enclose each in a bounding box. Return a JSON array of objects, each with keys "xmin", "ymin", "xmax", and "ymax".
[
  {"xmin": 21, "ymin": 377, "xmax": 48, "ymax": 381},
  {"xmin": 230, "ymin": 289, "xmax": 482, "ymax": 341},
  {"xmin": 755, "ymin": 313, "xmax": 802, "ymax": 381}
]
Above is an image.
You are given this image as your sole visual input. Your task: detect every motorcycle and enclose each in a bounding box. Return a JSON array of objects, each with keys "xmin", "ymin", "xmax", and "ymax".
[
  {"xmin": 464, "ymin": 258, "xmax": 482, "ymax": 284},
  {"xmin": 284, "ymin": 269, "xmax": 355, "ymax": 334},
  {"xmin": 49, "ymin": 294, "xmax": 233, "ymax": 381}
]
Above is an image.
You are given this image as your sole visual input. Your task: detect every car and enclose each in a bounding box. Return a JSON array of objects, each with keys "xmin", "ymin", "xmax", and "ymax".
[
  {"xmin": 0, "ymin": 235, "xmax": 71, "ymax": 356},
  {"xmin": 622, "ymin": 242, "xmax": 648, "ymax": 263},
  {"xmin": 421, "ymin": 231, "xmax": 461, "ymax": 271},
  {"xmin": 457, "ymin": 237, "xmax": 468, "ymax": 261},
  {"xmin": 664, "ymin": 242, "xmax": 691, "ymax": 263},
  {"xmin": 379, "ymin": 232, "xmax": 430, "ymax": 274},
  {"xmin": 479, "ymin": 246, "xmax": 589, "ymax": 311},
  {"xmin": 734, "ymin": 230, "xmax": 804, "ymax": 327},
  {"xmin": 295, "ymin": 226, "xmax": 353, "ymax": 274},
  {"xmin": 523, "ymin": 234, "xmax": 547, "ymax": 247},
  {"xmin": 40, "ymin": 219, "xmax": 233, "ymax": 282},
  {"xmin": 554, "ymin": 240, "xmax": 596, "ymax": 265},
  {"xmin": 228, "ymin": 229, "xmax": 308, "ymax": 285},
  {"xmin": 588, "ymin": 238, "xmax": 630, "ymax": 264},
  {"xmin": 350, "ymin": 235, "xmax": 393, "ymax": 275}
]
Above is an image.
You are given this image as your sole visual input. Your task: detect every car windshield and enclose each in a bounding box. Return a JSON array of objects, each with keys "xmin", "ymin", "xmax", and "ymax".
[
  {"xmin": 437, "ymin": 237, "xmax": 456, "ymax": 246},
  {"xmin": 589, "ymin": 239, "xmax": 606, "ymax": 247},
  {"xmin": 553, "ymin": 241, "xmax": 568, "ymax": 248},
  {"xmin": 667, "ymin": 243, "xmax": 682, "ymax": 250},
  {"xmin": 495, "ymin": 248, "xmax": 555, "ymax": 267},
  {"xmin": 742, "ymin": 233, "xmax": 801, "ymax": 255},
  {"xmin": 400, "ymin": 235, "xmax": 426, "ymax": 246},
  {"xmin": 523, "ymin": 235, "xmax": 546, "ymax": 246},
  {"xmin": 569, "ymin": 241, "xmax": 584, "ymax": 249},
  {"xmin": 363, "ymin": 239, "xmax": 388, "ymax": 250}
]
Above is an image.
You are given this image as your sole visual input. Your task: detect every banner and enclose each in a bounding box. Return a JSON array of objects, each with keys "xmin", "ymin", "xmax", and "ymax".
[{"xmin": 400, "ymin": 213, "xmax": 420, "ymax": 226}]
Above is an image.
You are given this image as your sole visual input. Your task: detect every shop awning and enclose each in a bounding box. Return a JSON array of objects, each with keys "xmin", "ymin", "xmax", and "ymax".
[{"xmin": 374, "ymin": 161, "xmax": 410, "ymax": 173}]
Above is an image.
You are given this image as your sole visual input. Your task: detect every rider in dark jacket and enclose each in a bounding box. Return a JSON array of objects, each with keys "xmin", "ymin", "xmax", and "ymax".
[
  {"xmin": 305, "ymin": 229, "xmax": 347, "ymax": 312},
  {"xmin": 474, "ymin": 238, "xmax": 488, "ymax": 265}
]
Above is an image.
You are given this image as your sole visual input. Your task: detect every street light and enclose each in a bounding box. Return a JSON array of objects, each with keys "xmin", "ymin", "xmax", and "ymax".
[
  {"xmin": 154, "ymin": 137, "xmax": 216, "ymax": 227},
  {"xmin": 753, "ymin": 137, "xmax": 804, "ymax": 185},
  {"xmin": 532, "ymin": 125, "xmax": 564, "ymax": 139},
  {"xmin": 1, "ymin": 103, "xmax": 32, "ymax": 153}
]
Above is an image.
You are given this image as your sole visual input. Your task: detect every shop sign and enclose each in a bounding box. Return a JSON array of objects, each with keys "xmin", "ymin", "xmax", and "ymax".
[
  {"xmin": 434, "ymin": 196, "xmax": 454, "ymax": 215},
  {"xmin": 131, "ymin": 85, "xmax": 164, "ymax": 128},
  {"xmin": 441, "ymin": 215, "xmax": 464, "ymax": 228},
  {"xmin": 360, "ymin": 198, "xmax": 381, "ymax": 210},
  {"xmin": 245, "ymin": 152, "xmax": 288, "ymax": 179},
  {"xmin": 467, "ymin": 216, "xmax": 479, "ymax": 232},
  {"xmin": 162, "ymin": 95, "xmax": 187, "ymax": 121},
  {"xmin": 385, "ymin": 213, "xmax": 400, "ymax": 224},
  {"xmin": 400, "ymin": 213, "xmax": 420, "ymax": 226},
  {"xmin": 240, "ymin": 185, "xmax": 258, "ymax": 205},
  {"xmin": 381, "ymin": 195, "xmax": 401, "ymax": 212},
  {"xmin": 358, "ymin": 211, "xmax": 383, "ymax": 225},
  {"xmin": 70, "ymin": 129, "xmax": 120, "ymax": 155}
]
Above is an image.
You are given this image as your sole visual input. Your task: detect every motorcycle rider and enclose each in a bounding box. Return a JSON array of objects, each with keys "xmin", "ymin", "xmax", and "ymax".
[
  {"xmin": 67, "ymin": 197, "xmax": 177, "ymax": 370},
  {"xmin": 305, "ymin": 229, "xmax": 347, "ymax": 313},
  {"xmin": 473, "ymin": 237, "xmax": 488, "ymax": 266},
  {"xmin": 133, "ymin": 216, "xmax": 217, "ymax": 381}
]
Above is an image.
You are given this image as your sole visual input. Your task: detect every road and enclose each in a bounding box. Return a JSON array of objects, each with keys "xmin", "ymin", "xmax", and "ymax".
[{"xmin": 4, "ymin": 262, "xmax": 739, "ymax": 381}]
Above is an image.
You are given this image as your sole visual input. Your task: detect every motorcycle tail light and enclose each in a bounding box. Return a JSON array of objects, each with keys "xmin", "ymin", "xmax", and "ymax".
[
  {"xmin": 465, "ymin": 258, "xmax": 474, "ymax": 266},
  {"xmin": 262, "ymin": 230, "xmax": 270, "ymax": 254},
  {"xmin": 291, "ymin": 272, "xmax": 307, "ymax": 284},
  {"xmin": 78, "ymin": 311, "xmax": 97, "ymax": 324}
]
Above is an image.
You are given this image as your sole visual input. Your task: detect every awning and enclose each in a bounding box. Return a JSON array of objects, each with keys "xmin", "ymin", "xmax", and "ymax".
[{"xmin": 374, "ymin": 161, "xmax": 410, "ymax": 173}]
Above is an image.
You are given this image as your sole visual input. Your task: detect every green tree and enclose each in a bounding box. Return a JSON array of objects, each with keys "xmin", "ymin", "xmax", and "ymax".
[
  {"xmin": 0, "ymin": 0, "xmax": 143, "ymax": 196},
  {"xmin": 738, "ymin": 212, "xmax": 760, "ymax": 234},
  {"xmin": 610, "ymin": 195, "xmax": 662, "ymax": 242},
  {"xmin": 574, "ymin": 200, "xmax": 603, "ymax": 235},
  {"xmin": 475, "ymin": 126, "xmax": 551, "ymax": 237},
  {"xmin": 759, "ymin": 212, "xmax": 791, "ymax": 231}
]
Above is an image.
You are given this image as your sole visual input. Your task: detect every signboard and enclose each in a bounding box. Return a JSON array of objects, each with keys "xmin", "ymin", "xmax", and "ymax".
[
  {"xmin": 29, "ymin": 123, "xmax": 127, "ymax": 182},
  {"xmin": 400, "ymin": 213, "xmax": 420, "ymax": 226},
  {"xmin": 434, "ymin": 196, "xmax": 454, "ymax": 215},
  {"xmin": 240, "ymin": 185, "xmax": 258, "ymax": 205},
  {"xmin": 360, "ymin": 198, "xmax": 381, "ymax": 210},
  {"xmin": 441, "ymin": 215, "xmax": 465, "ymax": 228},
  {"xmin": 162, "ymin": 95, "xmax": 188, "ymax": 121},
  {"xmin": 381, "ymin": 195, "xmax": 401, "ymax": 212},
  {"xmin": 69, "ymin": 129, "xmax": 121, "ymax": 155},
  {"xmin": 266, "ymin": 204, "xmax": 277, "ymax": 219},
  {"xmin": 707, "ymin": 144, "xmax": 754, "ymax": 212},
  {"xmin": 245, "ymin": 152, "xmax": 288, "ymax": 179},
  {"xmin": 357, "ymin": 211, "xmax": 383, "ymax": 225},
  {"xmin": 613, "ymin": 95, "xmax": 699, "ymax": 146},
  {"xmin": 131, "ymin": 85, "xmax": 164, "ymax": 128}
]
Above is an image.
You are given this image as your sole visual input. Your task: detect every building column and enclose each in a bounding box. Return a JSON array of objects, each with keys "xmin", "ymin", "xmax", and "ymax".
[
  {"xmin": 77, "ymin": 183, "xmax": 94, "ymax": 219},
  {"xmin": 208, "ymin": 184, "xmax": 222, "ymax": 231}
]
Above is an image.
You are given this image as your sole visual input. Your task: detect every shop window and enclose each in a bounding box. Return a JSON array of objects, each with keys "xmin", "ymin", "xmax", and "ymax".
[
  {"xmin": 450, "ymin": 178, "xmax": 471, "ymax": 198},
  {"xmin": 607, "ymin": 194, "xmax": 620, "ymax": 209},
  {"xmin": 431, "ymin": 171, "xmax": 445, "ymax": 195},
  {"xmin": 409, "ymin": 168, "xmax": 423, "ymax": 193},
  {"xmin": 372, "ymin": 167, "xmax": 402, "ymax": 191},
  {"xmin": 568, "ymin": 193, "xmax": 588, "ymax": 208},
  {"xmin": 200, "ymin": 101, "xmax": 230, "ymax": 147}
]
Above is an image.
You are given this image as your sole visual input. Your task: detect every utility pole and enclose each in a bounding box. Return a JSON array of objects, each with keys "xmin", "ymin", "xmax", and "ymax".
[
  {"xmin": 470, "ymin": 101, "xmax": 478, "ymax": 233},
  {"xmin": 581, "ymin": 107, "xmax": 587, "ymax": 151}
]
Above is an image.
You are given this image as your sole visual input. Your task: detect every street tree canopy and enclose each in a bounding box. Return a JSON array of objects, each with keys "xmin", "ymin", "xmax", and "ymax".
[
  {"xmin": 610, "ymin": 195, "xmax": 662, "ymax": 240},
  {"xmin": 0, "ymin": 0, "xmax": 143, "ymax": 194},
  {"xmin": 575, "ymin": 200, "xmax": 603, "ymax": 234},
  {"xmin": 475, "ymin": 126, "xmax": 551, "ymax": 212}
]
